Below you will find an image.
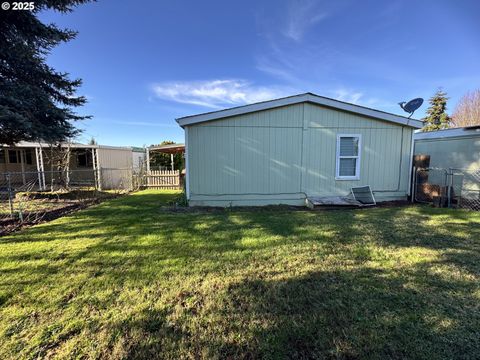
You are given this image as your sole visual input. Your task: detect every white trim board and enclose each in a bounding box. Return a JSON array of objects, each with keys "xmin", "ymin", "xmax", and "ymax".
[
  {"xmin": 414, "ymin": 127, "xmax": 480, "ymax": 140},
  {"xmin": 2, "ymin": 142, "xmax": 136, "ymax": 151},
  {"xmin": 176, "ymin": 93, "xmax": 423, "ymax": 129}
]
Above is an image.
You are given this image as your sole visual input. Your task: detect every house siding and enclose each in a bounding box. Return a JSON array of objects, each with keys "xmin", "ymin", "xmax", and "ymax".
[
  {"xmin": 97, "ymin": 148, "xmax": 133, "ymax": 169},
  {"xmin": 414, "ymin": 135, "xmax": 480, "ymax": 171},
  {"xmin": 187, "ymin": 103, "xmax": 413, "ymax": 206},
  {"xmin": 97, "ymin": 148, "xmax": 134, "ymax": 190}
]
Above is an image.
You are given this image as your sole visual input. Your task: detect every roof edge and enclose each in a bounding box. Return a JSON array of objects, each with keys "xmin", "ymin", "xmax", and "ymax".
[
  {"xmin": 176, "ymin": 92, "xmax": 424, "ymax": 129},
  {"xmin": 414, "ymin": 127, "xmax": 480, "ymax": 140},
  {"xmin": 2, "ymin": 141, "xmax": 138, "ymax": 151}
]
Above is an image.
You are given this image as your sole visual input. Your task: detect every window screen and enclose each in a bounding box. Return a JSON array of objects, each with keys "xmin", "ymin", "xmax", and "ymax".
[
  {"xmin": 336, "ymin": 135, "xmax": 361, "ymax": 179},
  {"xmin": 8, "ymin": 150, "xmax": 18, "ymax": 164},
  {"xmin": 339, "ymin": 137, "xmax": 359, "ymax": 156},
  {"xmin": 77, "ymin": 151, "xmax": 93, "ymax": 167},
  {"xmin": 77, "ymin": 152, "xmax": 88, "ymax": 167},
  {"xmin": 25, "ymin": 149, "xmax": 33, "ymax": 165}
]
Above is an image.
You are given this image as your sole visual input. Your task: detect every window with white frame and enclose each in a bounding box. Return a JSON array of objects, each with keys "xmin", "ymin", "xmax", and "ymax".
[{"xmin": 336, "ymin": 134, "xmax": 361, "ymax": 180}]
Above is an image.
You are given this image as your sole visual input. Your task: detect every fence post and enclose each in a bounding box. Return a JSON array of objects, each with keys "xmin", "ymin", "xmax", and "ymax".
[
  {"xmin": 411, "ymin": 166, "xmax": 416, "ymax": 203},
  {"xmin": 6, "ymin": 173, "xmax": 14, "ymax": 218},
  {"xmin": 448, "ymin": 168, "xmax": 453, "ymax": 208},
  {"xmin": 97, "ymin": 168, "xmax": 103, "ymax": 191}
]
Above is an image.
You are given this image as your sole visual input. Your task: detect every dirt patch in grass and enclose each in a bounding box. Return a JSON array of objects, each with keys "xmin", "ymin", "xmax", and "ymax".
[{"xmin": 0, "ymin": 190, "xmax": 123, "ymax": 236}]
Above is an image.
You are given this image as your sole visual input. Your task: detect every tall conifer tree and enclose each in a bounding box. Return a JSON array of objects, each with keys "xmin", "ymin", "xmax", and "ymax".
[
  {"xmin": 422, "ymin": 89, "xmax": 452, "ymax": 131},
  {"xmin": 0, "ymin": 0, "xmax": 93, "ymax": 145}
]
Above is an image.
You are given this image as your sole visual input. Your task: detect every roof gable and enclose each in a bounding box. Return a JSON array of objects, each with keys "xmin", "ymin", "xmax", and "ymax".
[{"xmin": 176, "ymin": 92, "xmax": 423, "ymax": 129}]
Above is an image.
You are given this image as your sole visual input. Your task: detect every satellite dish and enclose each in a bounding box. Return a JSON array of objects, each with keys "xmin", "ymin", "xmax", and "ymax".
[{"xmin": 399, "ymin": 98, "xmax": 424, "ymax": 118}]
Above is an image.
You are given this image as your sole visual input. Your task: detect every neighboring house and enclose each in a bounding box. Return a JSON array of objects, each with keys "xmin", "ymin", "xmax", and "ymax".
[
  {"xmin": 131, "ymin": 147, "xmax": 147, "ymax": 170},
  {"xmin": 177, "ymin": 93, "xmax": 423, "ymax": 206},
  {"xmin": 413, "ymin": 126, "xmax": 480, "ymax": 204},
  {"xmin": 0, "ymin": 142, "xmax": 141, "ymax": 190},
  {"xmin": 146, "ymin": 143, "xmax": 185, "ymax": 172},
  {"xmin": 414, "ymin": 126, "xmax": 480, "ymax": 171}
]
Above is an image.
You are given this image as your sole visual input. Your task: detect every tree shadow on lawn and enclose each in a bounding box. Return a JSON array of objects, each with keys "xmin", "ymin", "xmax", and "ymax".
[
  {"xmin": 73, "ymin": 207, "xmax": 480, "ymax": 358},
  {"xmin": 2, "ymin": 198, "xmax": 479, "ymax": 295},
  {"xmin": 112, "ymin": 265, "xmax": 479, "ymax": 359},
  {"xmin": 361, "ymin": 206, "xmax": 480, "ymax": 277},
  {"xmin": 1, "ymin": 191, "xmax": 337, "ymax": 275},
  {"xmin": 1, "ymin": 193, "xmax": 480, "ymax": 358}
]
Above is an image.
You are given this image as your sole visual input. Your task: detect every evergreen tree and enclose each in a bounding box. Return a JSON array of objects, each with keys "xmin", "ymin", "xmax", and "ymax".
[
  {"xmin": 422, "ymin": 89, "xmax": 452, "ymax": 131},
  {"xmin": 0, "ymin": 0, "xmax": 93, "ymax": 145}
]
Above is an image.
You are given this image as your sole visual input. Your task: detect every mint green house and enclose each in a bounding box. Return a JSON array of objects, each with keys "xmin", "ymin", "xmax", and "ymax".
[{"xmin": 177, "ymin": 93, "xmax": 423, "ymax": 207}]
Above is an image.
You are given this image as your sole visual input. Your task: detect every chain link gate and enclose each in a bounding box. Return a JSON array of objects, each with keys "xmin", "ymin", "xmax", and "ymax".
[{"xmin": 413, "ymin": 167, "xmax": 480, "ymax": 210}]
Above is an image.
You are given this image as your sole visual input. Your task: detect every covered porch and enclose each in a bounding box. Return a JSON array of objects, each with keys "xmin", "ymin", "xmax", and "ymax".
[
  {"xmin": 0, "ymin": 142, "xmax": 101, "ymax": 191},
  {"xmin": 145, "ymin": 143, "xmax": 185, "ymax": 189}
]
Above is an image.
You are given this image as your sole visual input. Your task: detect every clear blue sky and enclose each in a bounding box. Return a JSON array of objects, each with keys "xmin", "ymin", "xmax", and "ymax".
[{"xmin": 40, "ymin": 0, "xmax": 480, "ymax": 147}]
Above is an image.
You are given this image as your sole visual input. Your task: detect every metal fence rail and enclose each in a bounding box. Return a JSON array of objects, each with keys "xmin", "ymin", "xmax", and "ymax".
[
  {"xmin": 0, "ymin": 168, "xmax": 142, "ymax": 234},
  {"xmin": 0, "ymin": 167, "xmax": 184, "ymax": 234},
  {"xmin": 413, "ymin": 167, "xmax": 480, "ymax": 211}
]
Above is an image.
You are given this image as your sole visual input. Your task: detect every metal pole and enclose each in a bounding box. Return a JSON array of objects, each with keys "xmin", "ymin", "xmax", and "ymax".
[
  {"xmin": 35, "ymin": 147, "xmax": 42, "ymax": 191},
  {"xmin": 39, "ymin": 147, "xmax": 45, "ymax": 190},
  {"xmin": 171, "ymin": 153, "xmax": 174, "ymax": 171},
  {"xmin": 20, "ymin": 150, "xmax": 26, "ymax": 185},
  {"xmin": 95, "ymin": 149, "xmax": 102, "ymax": 191},
  {"xmin": 6, "ymin": 173, "xmax": 14, "ymax": 217},
  {"xmin": 66, "ymin": 145, "xmax": 71, "ymax": 189},
  {"xmin": 412, "ymin": 166, "xmax": 416, "ymax": 203},
  {"xmin": 448, "ymin": 168, "xmax": 452, "ymax": 208},
  {"xmin": 146, "ymin": 147, "xmax": 150, "ymax": 173}
]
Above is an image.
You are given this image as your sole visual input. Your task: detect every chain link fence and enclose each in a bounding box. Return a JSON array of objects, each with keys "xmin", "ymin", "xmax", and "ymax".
[
  {"xmin": 413, "ymin": 167, "xmax": 480, "ymax": 211},
  {"xmin": 0, "ymin": 168, "xmax": 144, "ymax": 235}
]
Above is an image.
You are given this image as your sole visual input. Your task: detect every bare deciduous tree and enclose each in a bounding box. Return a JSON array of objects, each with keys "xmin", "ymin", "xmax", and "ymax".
[
  {"xmin": 42, "ymin": 144, "xmax": 72, "ymax": 191},
  {"xmin": 452, "ymin": 89, "xmax": 480, "ymax": 128}
]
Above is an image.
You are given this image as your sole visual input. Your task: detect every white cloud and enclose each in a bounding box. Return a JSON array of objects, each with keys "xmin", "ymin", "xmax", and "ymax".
[
  {"xmin": 151, "ymin": 80, "xmax": 292, "ymax": 108},
  {"xmin": 332, "ymin": 89, "xmax": 364, "ymax": 104},
  {"xmin": 283, "ymin": 1, "xmax": 328, "ymax": 41}
]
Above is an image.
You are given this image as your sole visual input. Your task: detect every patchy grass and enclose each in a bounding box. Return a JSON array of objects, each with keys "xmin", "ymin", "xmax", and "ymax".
[
  {"xmin": 0, "ymin": 189, "xmax": 118, "ymax": 216},
  {"xmin": 0, "ymin": 190, "xmax": 479, "ymax": 359}
]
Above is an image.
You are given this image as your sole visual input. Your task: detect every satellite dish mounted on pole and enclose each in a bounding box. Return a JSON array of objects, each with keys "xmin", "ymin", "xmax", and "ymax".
[{"xmin": 399, "ymin": 98, "xmax": 424, "ymax": 118}]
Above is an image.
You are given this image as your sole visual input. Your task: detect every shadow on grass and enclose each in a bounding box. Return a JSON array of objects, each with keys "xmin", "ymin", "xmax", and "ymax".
[
  {"xmin": 110, "ymin": 265, "xmax": 479, "ymax": 359},
  {"xmin": 212, "ymin": 266, "xmax": 479, "ymax": 359},
  {"xmin": 1, "ymin": 192, "xmax": 479, "ymax": 358}
]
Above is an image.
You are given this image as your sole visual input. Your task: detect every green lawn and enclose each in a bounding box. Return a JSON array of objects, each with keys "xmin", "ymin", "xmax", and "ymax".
[{"xmin": 0, "ymin": 190, "xmax": 479, "ymax": 359}]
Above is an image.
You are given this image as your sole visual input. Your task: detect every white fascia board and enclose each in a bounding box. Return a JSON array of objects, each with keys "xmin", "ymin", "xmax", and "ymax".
[
  {"xmin": 3, "ymin": 141, "xmax": 135, "ymax": 151},
  {"xmin": 176, "ymin": 93, "xmax": 424, "ymax": 129},
  {"xmin": 414, "ymin": 127, "xmax": 480, "ymax": 140}
]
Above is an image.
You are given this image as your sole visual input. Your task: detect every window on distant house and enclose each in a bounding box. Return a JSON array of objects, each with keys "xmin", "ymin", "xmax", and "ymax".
[
  {"xmin": 8, "ymin": 150, "xmax": 19, "ymax": 164},
  {"xmin": 77, "ymin": 152, "xmax": 87, "ymax": 167},
  {"xmin": 77, "ymin": 151, "xmax": 93, "ymax": 167},
  {"xmin": 25, "ymin": 149, "xmax": 33, "ymax": 165},
  {"xmin": 336, "ymin": 134, "xmax": 361, "ymax": 180}
]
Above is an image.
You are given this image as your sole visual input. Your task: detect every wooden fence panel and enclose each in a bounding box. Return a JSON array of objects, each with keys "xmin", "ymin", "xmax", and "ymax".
[{"xmin": 144, "ymin": 170, "xmax": 181, "ymax": 189}]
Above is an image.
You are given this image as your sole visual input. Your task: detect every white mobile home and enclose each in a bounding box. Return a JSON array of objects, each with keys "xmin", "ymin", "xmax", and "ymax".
[
  {"xmin": 0, "ymin": 142, "xmax": 141, "ymax": 190},
  {"xmin": 414, "ymin": 126, "xmax": 480, "ymax": 170},
  {"xmin": 177, "ymin": 93, "xmax": 423, "ymax": 207}
]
